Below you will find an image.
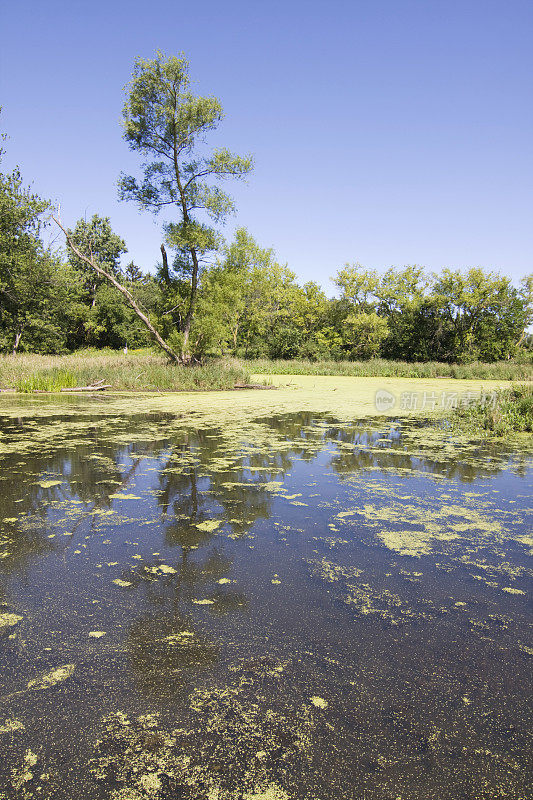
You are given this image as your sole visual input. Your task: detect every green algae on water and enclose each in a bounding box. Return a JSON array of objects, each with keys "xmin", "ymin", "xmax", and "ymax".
[
  {"xmin": 0, "ymin": 381, "xmax": 531, "ymax": 800},
  {"xmin": 27, "ymin": 664, "xmax": 75, "ymax": 691},
  {"xmin": 0, "ymin": 612, "xmax": 22, "ymax": 632}
]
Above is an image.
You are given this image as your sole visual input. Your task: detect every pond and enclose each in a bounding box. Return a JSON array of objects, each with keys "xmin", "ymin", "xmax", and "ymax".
[{"xmin": 0, "ymin": 378, "xmax": 531, "ymax": 800}]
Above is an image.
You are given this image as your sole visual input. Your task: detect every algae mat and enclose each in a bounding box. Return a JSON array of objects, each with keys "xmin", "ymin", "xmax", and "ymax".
[
  {"xmin": 0, "ymin": 383, "xmax": 531, "ymax": 800},
  {"xmin": 0, "ymin": 374, "xmax": 511, "ymax": 423}
]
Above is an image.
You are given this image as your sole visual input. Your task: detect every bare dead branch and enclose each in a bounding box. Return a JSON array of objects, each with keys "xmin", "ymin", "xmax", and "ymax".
[{"xmin": 52, "ymin": 214, "xmax": 181, "ymax": 363}]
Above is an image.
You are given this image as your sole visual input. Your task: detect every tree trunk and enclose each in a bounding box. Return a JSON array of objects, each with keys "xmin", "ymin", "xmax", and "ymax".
[
  {"xmin": 54, "ymin": 216, "xmax": 182, "ymax": 363},
  {"xmin": 12, "ymin": 325, "xmax": 24, "ymax": 355},
  {"xmin": 160, "ymin": 244, "xmax": 171, "ymax": 287},
  {"xmin": 180, "ymin": 248, "xmax": 199, "ymax": 361},
  {"xmin": 171, "ymin": 133, "xmax": 198, "ymax": 362},
  {"xmin": 160, "ymin": 244, "xmax": 183, "ymax": 331}
]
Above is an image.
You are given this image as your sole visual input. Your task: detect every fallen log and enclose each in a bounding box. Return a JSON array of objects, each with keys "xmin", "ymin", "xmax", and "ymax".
[
  {"xmin": 60, "ymin": 384, "xmax": 112, "ymax": 392},
  {"xmin": 233, "ymin": 383, "xmax": 276, "ymax": 390}
]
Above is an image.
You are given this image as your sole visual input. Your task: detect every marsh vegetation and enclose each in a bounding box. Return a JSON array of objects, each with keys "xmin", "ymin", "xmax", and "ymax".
[
  {"xmin": 0, "ymin": 349, "xmax": 531, "ymax": 395},
  {"xmin": 450, "ymin": 382, "xmax": 533, "ymax": 436},
  {"xmin": 0, "ymin": 351, "xmax": 250, "ymax": 393}
]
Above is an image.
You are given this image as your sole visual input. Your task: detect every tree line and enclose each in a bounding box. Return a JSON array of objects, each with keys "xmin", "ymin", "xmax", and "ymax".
[{"xmin": 1, "ymin": 52, "xmax": 532, "ymax": 364}]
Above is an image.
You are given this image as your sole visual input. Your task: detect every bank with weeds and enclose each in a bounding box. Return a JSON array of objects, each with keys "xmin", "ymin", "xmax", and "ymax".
[
  {"xmin": 449, "ymin": 383, "xmax": 533, "ymax": 437},
  {"xmin": 248, "ymin": 357, "xmax": 532, "ymax": 381},
  {"xmin": 0, "ymin": 350, "xmax": 250, "ymax": 393}
]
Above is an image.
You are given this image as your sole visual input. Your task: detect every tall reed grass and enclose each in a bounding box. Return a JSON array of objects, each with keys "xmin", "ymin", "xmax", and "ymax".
[
  {"xmin": 248, "ymin": 357, "xmax": 533, "ymax": 381},
  {"xmin": 15, "ymin": 369, "xmax": 78, "ymax": 393},
  {"xmin": 0, "ymin": 349, "xmax": 250, "ymax": 392},
  {"xmin": 1, "ymin": 350, "xmax": 531, "ymax": 393},
  {"xmin": 451, "ymin": 383, "xmax": 533, "ymax": 436}
]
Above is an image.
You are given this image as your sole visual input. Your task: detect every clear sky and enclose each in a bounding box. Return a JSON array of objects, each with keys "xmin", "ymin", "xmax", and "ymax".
[{"xmin": 1, "ymin": 0, "xmax": 531, "ymax": 292}]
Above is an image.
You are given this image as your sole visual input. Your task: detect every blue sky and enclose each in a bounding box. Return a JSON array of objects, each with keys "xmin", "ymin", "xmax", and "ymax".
[{"xmin": 1, "ymin": 0, "xmax": 531, "ymax": 292}]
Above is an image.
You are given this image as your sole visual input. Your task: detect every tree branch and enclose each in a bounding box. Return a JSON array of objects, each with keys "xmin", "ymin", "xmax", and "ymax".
[{"xmin": 53, "ymin": 215, "xmax": 181, "ymax": 363}]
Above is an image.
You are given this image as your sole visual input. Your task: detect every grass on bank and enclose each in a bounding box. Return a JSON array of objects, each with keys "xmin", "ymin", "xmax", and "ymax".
[
  {"xmin": 14, "ymin": 369, "xmax": 79, "ymax": 393},
  {"xmin": 1, "ymin": 349, "xmax": 532, "ymax": 393},
  {"xmin": 248, "ymin": 357, "xmax": 533, "ymax": 381},
  {"xmin": 0, "ymin": 350, "xmax": 250, "ymax": 392},
  {"xmin": 448, "ymin": 383, "xmax": 533, "ymax": 437}
]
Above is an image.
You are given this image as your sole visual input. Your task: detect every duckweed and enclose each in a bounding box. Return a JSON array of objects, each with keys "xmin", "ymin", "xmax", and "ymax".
[{"xmin": 0, "ymin": 380, "xmax": 530, "ymax": 799}]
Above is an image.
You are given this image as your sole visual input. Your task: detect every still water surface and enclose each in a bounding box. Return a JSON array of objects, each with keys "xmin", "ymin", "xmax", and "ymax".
[{"xmin": 0, "ymin": 388, "xmax": 531, "ymax": 799}]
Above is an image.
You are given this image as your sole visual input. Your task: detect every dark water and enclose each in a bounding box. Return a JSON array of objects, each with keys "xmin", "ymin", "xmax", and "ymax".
[{"xmin": 0, "ymin": 408, "xmax": 531, "ymax": 799}]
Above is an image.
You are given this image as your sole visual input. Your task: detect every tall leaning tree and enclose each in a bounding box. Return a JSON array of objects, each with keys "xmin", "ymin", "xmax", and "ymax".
[{"xmin": 118, "ymin": 51, "xmax": 253, "ymax": 361}]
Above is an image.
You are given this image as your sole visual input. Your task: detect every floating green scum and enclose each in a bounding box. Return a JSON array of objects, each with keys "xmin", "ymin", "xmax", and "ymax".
[{"xmin": 0, "ymin": 377, "xmax": 531, "ymax": 798}]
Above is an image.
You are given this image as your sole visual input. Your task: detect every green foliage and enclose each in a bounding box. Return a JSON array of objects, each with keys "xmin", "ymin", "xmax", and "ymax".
[
  {"xmin": 298, "ymin": 327, "xmax": 344, "ymax": 361},
  {"xmin": 67, "ymin": 214, "xmax": 127, "ymax": 306},
  {"xmin": 15, "ymin": 368, "xmax": 77, "ymax": 393},
  {"xmin": 193, "ymin": 228, "xmax": 320, "ymax": 360},
  {"xmin": 342, "ymin": 311, "xmax": 389, "ymax": 359},
  {"xmin": 331, "ymin": 262, "xmax": 532, "ymax": 363},
  {"xmin": 0, "ymin": 159, "xmax": 161, "ymax": 356},
  {"xmin": 0, "ymin": 155, "xmax": 73, "ymax": 354},
  {"xmin": 179, "ymin": 230, "xmax": 532, "ymax": 365},
  {"xmin": 451, "ymin": 384, "xmax": 533, "ymax": 436},
  {"xmin": 377, "ymin": 265, "xmax": 430, "ymax": 360},
  {"xmin": 431, "ymin": 267, "xmax": 530, "ymax": 362},
  {"xmin": 61, "ymin": 214, "xmax": 160, "ymax": 351},
  {"xmin": 335, "ymin": 263, "xmax": 380, "ymax": 310},
  {"xmin": 119, "ymin": 51, "xmax": 253, "ymax": 357}
]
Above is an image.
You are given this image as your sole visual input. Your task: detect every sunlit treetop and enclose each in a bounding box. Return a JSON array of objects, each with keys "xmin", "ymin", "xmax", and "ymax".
[
  {"xmin": 119, "ymin": 51, "xmax": 253, "ymax": 248},
  {"xmin": 118, "ymin": 51, "xmax": 253, "ymax": 357}
]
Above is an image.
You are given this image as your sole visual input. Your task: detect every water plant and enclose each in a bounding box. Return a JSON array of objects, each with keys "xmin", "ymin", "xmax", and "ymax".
[
  {"xmin": 15, "ymin": 368, "xmax": 78, "ymax": 393},
  {"xmin": 451, "ymin": 383, "xmax": 533, "ymax": 436}
]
